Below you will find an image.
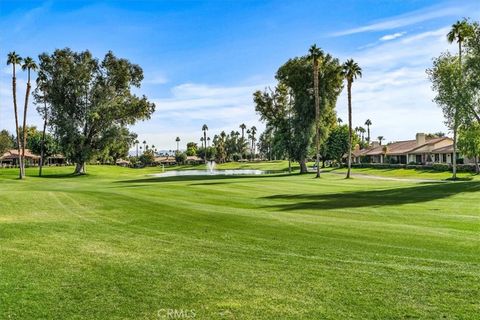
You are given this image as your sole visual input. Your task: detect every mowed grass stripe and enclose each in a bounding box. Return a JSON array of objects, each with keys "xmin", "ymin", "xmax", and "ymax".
[{"xmin": 0, "ymin": 164, "xmax": 479, "ymax": 319}]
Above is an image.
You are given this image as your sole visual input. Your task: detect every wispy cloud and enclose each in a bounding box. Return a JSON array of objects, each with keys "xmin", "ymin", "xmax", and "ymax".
[
  {"xmin": 333, "ymin": 4, "xmax": 464, "ymax": 36},
  {"xmin": 336, "ymin": 27, "xmax": 456, "ymax": 142},
  {"xmin": 134, "ymin": 82, "xmax": 270, "ymax": 149},
  {"xmin": 143, "ymin": 74, "xmax": 168, "ymax": 85},
  {"xmin": 380, "ymin": 31, "xmax": 406, "ymax": 41}
]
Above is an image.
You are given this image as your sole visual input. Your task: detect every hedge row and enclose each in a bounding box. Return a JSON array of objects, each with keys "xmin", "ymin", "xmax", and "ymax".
[{"xmin": 351, "ymin": 163, "xmax": 477, "ymax": 173}]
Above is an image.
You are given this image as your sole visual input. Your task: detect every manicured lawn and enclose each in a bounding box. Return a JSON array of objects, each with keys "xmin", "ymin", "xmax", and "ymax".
[
  {"xmin": 0, "ymin": 163, "xmax": 479, "ymax": 319},
  {"xmin": 331, "ymin": 166, "xmax": 477, "ymax": 181}
]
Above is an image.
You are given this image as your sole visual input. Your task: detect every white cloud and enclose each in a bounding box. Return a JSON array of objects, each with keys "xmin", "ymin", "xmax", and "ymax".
[
  {"xmin": 379, "ymin": 32, "xmax": 406, "ymax": 41},
  {"xmin": 333, "ymin": 4, "xmax": 465, "ymax": 36},
  {"xmin": 336, "ymin": 26, "xmax": 456, "ymax": 142},
  {"xmin": 131, "ymin": 82, "xmax": 270, "ymax": 150},
  {"xmin": 143, "ymin": 74, "xmax": 168, "ymax": 85}
]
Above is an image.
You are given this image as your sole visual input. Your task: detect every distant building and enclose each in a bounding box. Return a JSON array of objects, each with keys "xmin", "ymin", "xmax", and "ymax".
[
  {"xmin": 351, "ymin": 133, "xmax": 473, "ymax": 165},
  {"xmin": 0, "ymin": 149, "xmax": 40, "ymax": 166}
]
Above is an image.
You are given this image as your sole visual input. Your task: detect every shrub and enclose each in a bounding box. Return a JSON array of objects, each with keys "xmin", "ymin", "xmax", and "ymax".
[{"xmin": 175, "ymin": 152, "xmax": 187, "ymax": 164}]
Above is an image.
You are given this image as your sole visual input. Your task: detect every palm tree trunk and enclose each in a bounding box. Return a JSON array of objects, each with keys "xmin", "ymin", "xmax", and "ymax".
[
  {"xmin": 452, "ymin": 123, "xmax": 457, "ymax": 180},
  {"xmin": 453, "ymin": 41, "xmax": 462, "ymax": 180},
  {"xmin": 39, "ymin": 100, "xmax": 48, "ymax": 177},
  {"xmin": 204, "ymin": 131, "xmax": 207, "ymax": 164},
  {"xmin": 21, "ymin": 69, "xmax": 32, "ymax": 178},
  {"xmin": 12, "ymin": 65, "xmax": 23, "ymax": 179},
  {"xmin": 367, "ymin": 126, "xmax": 370, "ymax": 143},
  {"xmin": 314, "ymin": 60, "xmax": 320, "ymax": 178},
  {"xmin": 346, "ymin": 81, "xmax": 353, "ymax": 179}
]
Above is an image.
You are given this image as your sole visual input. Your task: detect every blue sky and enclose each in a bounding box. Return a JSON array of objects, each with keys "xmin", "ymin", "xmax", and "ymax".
[{"xmin": 1, "ymin": 0, "xmax": 479, "ymax": 150}]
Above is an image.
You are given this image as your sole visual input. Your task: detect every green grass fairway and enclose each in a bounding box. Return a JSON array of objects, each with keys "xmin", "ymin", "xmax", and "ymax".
[{"xmin": 1, "ymin": 164, "xmax": 479, "ymax": 319}]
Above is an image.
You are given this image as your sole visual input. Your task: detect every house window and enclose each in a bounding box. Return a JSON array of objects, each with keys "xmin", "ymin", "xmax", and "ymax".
[
  {"xmin": 442, "ymin": 154, "xmax": 447, "ymax": 163},
  {"xmin": 416, "ymin": 155, "xmax": 422, "ymax": 164}
]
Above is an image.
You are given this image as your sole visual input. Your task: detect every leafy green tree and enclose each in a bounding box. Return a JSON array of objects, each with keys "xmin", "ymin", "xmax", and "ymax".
[
  {"xmin": 464, "ymin": 21, "xmax": 480, "ymax": 123},
  {"xmin": 7, "ymin": 52, "xmax": 23, "ymax": 178},
  {"xmin": 458, "ymin": 124, "xmax": 480, "ymax": 173},
  {"xmin": 428, "ymin": 53, "xmax": 470, "ymax": 179},
  {"xmin": 186, "ymin": 142, "xmax": 197, "ymax": 156},
  {"xmin": 97, "ymin": 126, "xmax": 137, "ymax": 163},
  {"xmin": 26, "ymin": 129, "xmax": 60, "ymax": 162},
  {"xmin": 0, "ymin": 130, "xmax": 15, "ymax": 154},
  {"xmin": 175, "ymin": 151, "xmax": 187, "ymax": 164},
  {"xmin": 275, "ymin": 52, "xmax": 343, "ymax": 173},
  {"xmin": 35, "ymin": 49, "xmax": 155, "ymax": 174},
  {"xmin": 322, "ymin": 124, "xmax": 357, "ymax": 165},
  {"xmin": 445, "ymin": 19, "xmax": 475, "ymax": 179},
  {"xmin": 139, "ymin": 149, "xmax": 155, "ymax": 167},
  {"xmin": 254, "ymin": 83, "xmax": 294, "ymax": 166},
  {"xmin": 342, "ymin": 59, "xmax": 362, "ymax": 179}
]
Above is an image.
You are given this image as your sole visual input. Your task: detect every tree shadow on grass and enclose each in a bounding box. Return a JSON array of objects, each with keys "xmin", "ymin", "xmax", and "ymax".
[
  {"xmin": 116, "ymin": 172, "xmax": 291, "ymax": 185},
  {"xmin": 262, "ymin": 181, "xmax": 480, "ymax": 211}
]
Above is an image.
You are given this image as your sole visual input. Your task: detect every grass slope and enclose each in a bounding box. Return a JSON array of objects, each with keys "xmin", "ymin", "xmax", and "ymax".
[{"xmin": 0, "ymin": 164, "xmax": 479, "ymax": 319}]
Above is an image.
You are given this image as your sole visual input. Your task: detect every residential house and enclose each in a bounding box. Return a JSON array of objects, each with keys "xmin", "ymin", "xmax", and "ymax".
[{"xmin": 351, "ymin": 133, "xmax": 466, "ymax": 165}]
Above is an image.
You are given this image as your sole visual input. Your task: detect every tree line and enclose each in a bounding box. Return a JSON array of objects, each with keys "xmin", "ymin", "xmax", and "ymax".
[
  {"xmin": 253, "ymin": 45, "xmax": 363, "ymax": 177},
  {"xmin": 5, "ymin": 48, "xmax": 155, "ymax": 176}
]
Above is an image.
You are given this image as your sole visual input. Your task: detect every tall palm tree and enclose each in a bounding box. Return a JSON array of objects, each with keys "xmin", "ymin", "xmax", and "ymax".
[
  {"xmin": 175, "ymin": 137, "xmax": 180, "ymax": 152},
  {"xmin": 377, "ymin": 136, "xmax": 384, "ymax": 145},
  {"xmin": 447, "ymin": 19, "xmax": 473, "ymax": 180},
  {"xmin": 7, "ymin": 52, "xmax": 23, "ymax": 179},
  {"xmin": 365, "ymin": 119, "xmax": 372, "ymax": 143},
  {"xmin": 134, "ymin": 139, "xmax": 139, "ymax": 157},
  {"xmin": 207, "ymin": 136, "xmax": 211, "ymax": 148},
  {"xmin": 239, "ymin": 123, "xmax": 246, "ymax": 140},
  {"xmin": 358, "ymin": 127, "xmax": 366, "ymax": 143},
  {"xmin": 20, "ymin": 57, "xmax": 37, "ymax": 178},
  {"xmin": 142, "ymin": 140, "xmax": 146, "ymax": 151},
  {"xmin": 342, "ymin": 59, "xmax": 362, "ymax": 179},
  {"xmin": 337, "ymin": 117, "xmax": 343, "ymax": 124},
  {"xmin": 202, "ymin": 124, "xmax": 208, "ymax": 163},
  {"xmin": 309, "ymin": 44, "xmax": 322, "ymax": 178},
  {"xmin": 250, "ymin": 126, "xmax": 257, "ymax": 160}
]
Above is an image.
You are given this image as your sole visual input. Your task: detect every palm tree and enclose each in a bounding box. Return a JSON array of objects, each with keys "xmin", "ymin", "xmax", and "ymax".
[
  {"xmin": 134, "ymin": 139, "xmax": 139, "ymax": 157},
  {"xmin": 239, "ymin": 123, "xmax": 246, "ymax": 140},
  {"xmin": 19, "ymin": 57, "xmax": 37, "ymax": 178},
  {"xmin": 358, "ymin": 127, "xmax": 366, "ymax": 143},
  {"xmin": 175, "ymin": 137, "xmax": 180, "ymax": 152},
  {"xmin": 309, "ymin": 44, "xmax": 322, "ymax": 178},
  {"xmin": 342, "ymin": 59, "xmax": 362, "ymax": 179},
  {"xmin": 378, "ymin": 136, "xmax": 384, "ymax": 145},
  {"xmin": 365, "ymin": 119, "xmax": 372, "ymax": 143},
  {"xmin": 202, "ymin": 124, "xmax": 208, "ymax": 163},
  {"xmin": 337, "ymin": 117, "xmax": 343, "ymax": 124},
  {"xmin": 207, "ymin": 136, "xmax": 211, "ymax": 148},
  {"xmin": 250, "ymin": 126, "xmax": 257, "ymax": 160},
  {"xmin": 142, "ymin": 140, "xmax": 146, "ymax": 151},
  {"xmin": 7, "ymin": 52, "xmax": 23, "ymax": 179},
  {"xmin": 447, "ymin": 19, "xmax": 473, "ymax": 180}
]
